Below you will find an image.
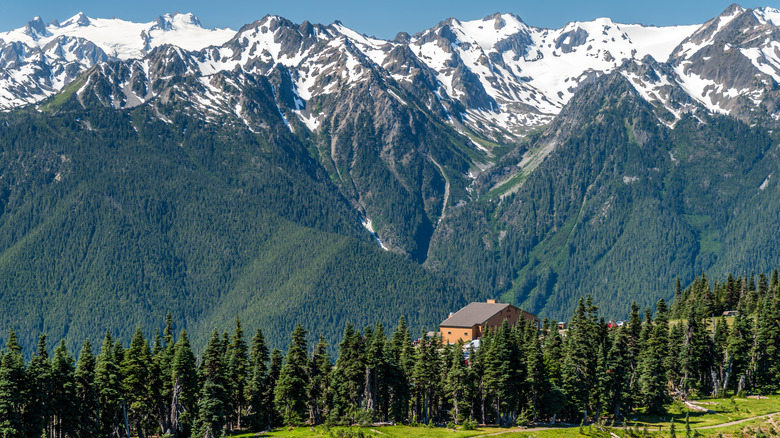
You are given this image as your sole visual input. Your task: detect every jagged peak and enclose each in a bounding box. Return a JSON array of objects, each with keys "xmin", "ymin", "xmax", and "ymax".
[
  {"xmin": 152, "ymin": 12, "xmax": 203, "ymax": 31},
  {"xmin": 24, "ymin": 16, "xmax": 48, "ymax": 37},
  {"xmin": 62, "ymin": 12, "xmax": 91, "ymax": 28}
]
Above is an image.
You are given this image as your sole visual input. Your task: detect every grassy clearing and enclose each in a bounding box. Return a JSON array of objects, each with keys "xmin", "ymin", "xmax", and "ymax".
[{"xmin": 234, "ymin": 396, "xmax": 780, "ymax": 437}]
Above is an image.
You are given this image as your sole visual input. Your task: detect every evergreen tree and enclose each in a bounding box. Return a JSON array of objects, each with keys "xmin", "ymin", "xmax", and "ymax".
[
  {"xmin": 170, "ymin": 330, "xmax": 198, "ymax": 437},
  {"xmin": 195, "ymin": 330, "xmax": 229, "ymax": 438},
  {"xmin": 122, "ymin": 327, "xmax": 153, "ymax": 438},
  {"xmin": 265, "ymin": 349, "xmax": 283, "ymax": 428},
  {"xmin": 24, "ymin": 335, "xmax": 51, "ymax": 438},
  {"xmin": 226, "ymin": 317, "xmax": 249, "ymax": 430},
  {"xmin": 330, "ymin": 324, "xmax": 365, "ymax": 423},
  {"xmin": 725, "ymin": 312, "xmax": 751, "ymax": 393},
  {"xmin": 50, "ymin": 340, "xmax": 78, "ymax": 438},
  {"xmin": 274, "ymin": 324, "xmax": 309, "ymax": 426},
  {"xmin": 524, "ymin": 320, "xmax": 546, "ymax": 422},
  {"xmin": 387, "ymin": 317, "xmax": 413, "ymax": 423},
  {"xmin": 640, "ymin": 300, "xmax": 669, "ymax": 414},
  {"xmin": 0, "ymin": 331, "xmax": 25, "ymax": 438},
  {"xmin": 751, "ymin": 293, "xmax": 780, "ymax": 393},
  {"xmin": 444, "ymin": 341, "xmax": 473, "ymax": 423},
  {"xmin": 307, "ymin": 336, "xmax": 331, "ymax": 425},
  {"xmin": 246, "ymin": 328, "xmax": 269, "ymax": 431},
  {"xmin": 94, "ymin": 332, "xmax": 123, "ymax": 438},
  {"xmin": 606, "ymin": 328, "xmax": 631, "ymax": 419},
  {"xmin": 74, "ymin": 339, "xmax": 99, "ymax": 438}
]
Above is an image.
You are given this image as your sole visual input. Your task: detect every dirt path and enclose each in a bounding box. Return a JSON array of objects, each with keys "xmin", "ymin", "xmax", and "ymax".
[
  {"xmin": 476, "ymin": 412, "xmax": 780, "ymax": 435},
  {"xmin": 695, "ymin": 412, "xmax": 780, "ymax": 430}
]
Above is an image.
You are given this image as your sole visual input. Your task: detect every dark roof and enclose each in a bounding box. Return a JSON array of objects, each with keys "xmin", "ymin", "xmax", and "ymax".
[{"xmin": 440, "ymin": 302, "xmax": 512, "ymax": 328}]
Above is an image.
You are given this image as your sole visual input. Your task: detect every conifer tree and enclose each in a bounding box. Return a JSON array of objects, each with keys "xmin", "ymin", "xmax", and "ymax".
[
  {"xmin": 411, "ymin": 332, "xmax": 442, "ymax": 424},
  {"xmin": 388, "ymin": 317, "xmax": 413, "ymax": 423},
  {"xmin": 330, "ymin": 324, "xmax": 365, "ymax": 422},
  {"xmin": 751, "ymin": 293, "xmax": 780, "ymax": 393},
  {"xmin": 51, "ymin": 340, "xmax": 78, "ymax": 438},
  {"xmin": 308, "ymin": 336, "xmax": 331, "ymax": 425},
  {"xmin": 246, "ymin": 328, "xmax": 269, "ymax": 430},
  {"xmin": 74, "ymin": 339, "xmax": 98, "ymax": 438},
  {"xmin": 274, "ymin": 324, "xmax": 309, "ymax": 426},
  {"xmin": 94, "ymin": 332, "xmax": 123, "ymax": 438},
  {"xmin": 606, "ymin": 328, "xmax": 631, "ymax": 419},
  {"xmin": 227, "ymin": 317, "xmax": 249, "ymax": 430},
  {"xmin": 640, "ymin": 301, "xmax": 669, "ymax": 414},
  {"xmin": 725, "ymin": 312, "xmax": 751, "ymax": 393},
  {"xmin": 122, "ymin": 327, "xmax": 153, "ymax": 437},
  {"xmin": 0, "ymin": 331, "xmax": 25, "ymax": 438},
  {"xmin": 444, "ymin": 341, "xmax": 473, "ymax": 423},
  {"xmin": 524, "ymin": 319, "xmax": 546, "ymax": 422},
  {"xmin": 195, "ymin": 330, "xmax": 228, "ymax": 438},
  {"xmin": 170, "ymin": 330, "xmax": 198, "ymax": 437},
  {"xmin": 24, "ymin": 335, "xmax": 51, "ymax": 438},
  {"xmin": 265, "ymin": 349, "xmax": 283, "ymax": 428}
]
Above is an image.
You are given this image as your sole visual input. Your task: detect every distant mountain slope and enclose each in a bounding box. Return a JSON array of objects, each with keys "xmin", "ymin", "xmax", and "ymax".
[
  {"xmin": 0, "ymin": 94, "xmax": 477, "ymax": 353},
  {"xmin": 1, "ymin": 5, "xmax": 780, "ymax": 349},
  {"xmin": 426, "ymin": 71, "xmax": 780, "ymax": 319}
]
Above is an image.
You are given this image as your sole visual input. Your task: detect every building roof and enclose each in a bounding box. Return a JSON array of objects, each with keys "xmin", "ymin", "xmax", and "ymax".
[{"xmin": 440, "ymin": 302, "xmax": 512, "ymax": 328}]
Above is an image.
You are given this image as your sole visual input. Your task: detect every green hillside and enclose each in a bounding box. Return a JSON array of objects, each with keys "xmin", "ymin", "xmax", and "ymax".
[{"xmin": 0, "ymin": 98, "xmax": 477, "ymax": 353}]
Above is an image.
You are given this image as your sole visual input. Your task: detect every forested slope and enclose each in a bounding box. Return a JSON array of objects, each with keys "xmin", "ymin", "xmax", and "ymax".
[{"xmin": 0, "ymin": 96, "xmax": 477, "ymax": 353}]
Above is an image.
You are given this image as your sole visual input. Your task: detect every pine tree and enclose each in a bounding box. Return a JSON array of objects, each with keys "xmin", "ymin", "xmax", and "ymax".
[
  {"xmin": 274, "ymin": 324, "xmax": 309, "ymax": 426},
  {"xmin": 122, "ymin": 327, "xmax": 153, "ymax": 438},
  {"xmin": 265, "ymin": 349, "xmax": 283, "ymax": 428},
  {"xmin": 751, "ymin": 293, "xmax": 780, "ymax": 393},
  {"xmin": 410, "ymin": 332, "xmax": 442, "ymax": 425},
  {"xmin": 246, "ymin": 328, "xmax": 269, "ymax": 431},
  {"xmin": 0, "ymin": 331, "xmax": 26, "ymax": 438},
  {"xmin": 195, "ymin": 329, "xmax": 229, "ymax": 438},
  {"xmin": 606, "ymin": 328, "xmax": 631, "ymax": 419},
  {"xmin": 308, "ymin": 336, "xmax": 331, "ymax": 425},
  {"xmin": 24, "ymin": 335, "xmax": 51, "ymax": 438},
  {"xmin": 444, "ymin": 340, "xmax": 473, "ymax": 423},
  {"xmin": 170, "ymin": 330, "xmax": 198, "ymax": 437},
  {"xmin": 74, "ymin": 339, "xmax": 99, "ymax": 438},
  {"xmin": 387, "ymin": 317, "xmax": 413, "ymax": 423},
  {"xmin": 725, "ymin": 312, "xmax": 751, "ymax": 393},
  {"xmin": 640, "ymin": 301, "xmax": 669, "ymax": 414},
  {"xmin": 94, "ymin": 332, "xmax": 123, "ymax": 438},
  {"xmin": 524, "ymin": 320, "xmax": 546, "ymax": 422},
  {"xmin": 226, "ymin": 316, "xmax": 249, "ymax": 430},
  {"xmin": 330, "ymin": 324, "xmax": 365, "ymax": 423},
  {"xmin": 50, "ymin": 340, "xmax": 78, "ymax": 438}
]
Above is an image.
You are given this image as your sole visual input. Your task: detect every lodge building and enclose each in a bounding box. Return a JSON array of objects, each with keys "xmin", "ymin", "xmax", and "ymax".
[{"xmin": 439, "ymin": 299, "xmax": 540, "ymax": 344}]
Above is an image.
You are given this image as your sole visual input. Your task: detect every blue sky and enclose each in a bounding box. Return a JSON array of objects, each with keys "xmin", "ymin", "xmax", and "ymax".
[{"xmin": 1, "ymin": 1, "xmax": 779, "ymax": 38}]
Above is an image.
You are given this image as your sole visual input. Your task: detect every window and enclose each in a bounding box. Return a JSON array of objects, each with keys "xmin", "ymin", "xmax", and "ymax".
[
  {"xmin": 464, "ymin": 332, "xmax": 468, "ymax": 336},
  {"xmin": 447, "ymin": 331, "xmax": 451, "ymax": 335}
]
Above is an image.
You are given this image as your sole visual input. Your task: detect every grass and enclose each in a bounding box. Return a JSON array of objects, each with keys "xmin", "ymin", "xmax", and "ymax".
[
  {"xmin": 40, "ymin": 76, "xmax": 86, "ymax": 112},
  {"xmin": 231, "ymin": 396, "xmax": 780, "ymax": 437}
]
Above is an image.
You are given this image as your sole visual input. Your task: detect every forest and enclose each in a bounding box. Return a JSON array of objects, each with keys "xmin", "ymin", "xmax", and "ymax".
[{"xmin": 0, "ymin": 269, "xmax": 777, "ymax": 437}]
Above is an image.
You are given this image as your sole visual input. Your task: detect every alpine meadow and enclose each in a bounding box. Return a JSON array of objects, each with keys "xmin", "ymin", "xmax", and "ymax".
[{"xmin": 0, "ymin": 3, "xmax": 779, "ymax": 437}]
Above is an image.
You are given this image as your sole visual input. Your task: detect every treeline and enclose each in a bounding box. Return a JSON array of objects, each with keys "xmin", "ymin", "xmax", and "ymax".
[
  {"xmin": 1, "ymin": 274, "xmax": 780, "ymax": 437},
  {"xmin": 670, "ymin": 270, "xmax": 780, "ymax": 318}
]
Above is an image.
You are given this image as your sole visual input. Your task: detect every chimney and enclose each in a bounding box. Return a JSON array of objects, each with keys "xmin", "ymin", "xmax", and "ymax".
[{"xmin": 487, "ymin": 299, "xmax": 497, "ymax": 304}]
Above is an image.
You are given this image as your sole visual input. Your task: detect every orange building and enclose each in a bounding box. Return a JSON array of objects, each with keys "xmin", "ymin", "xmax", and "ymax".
[{"xmin": 439, "ymin": 299, "xmax": 539, "ymax": 344}]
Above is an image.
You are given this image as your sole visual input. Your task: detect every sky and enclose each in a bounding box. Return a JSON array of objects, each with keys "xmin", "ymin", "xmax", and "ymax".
[{"xmin": 1, "ymin": 0, "xmax": 780, "ymax": 39}]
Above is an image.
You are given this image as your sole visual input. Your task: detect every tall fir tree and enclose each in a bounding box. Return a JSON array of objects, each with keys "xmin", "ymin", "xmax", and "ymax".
[
  {"xmin": 122, "ymin": 327, "xmax": 153, "ymax": 438},
  {"xmin": 94, "ymin": 332, "xmax": 123, "ymax": 438},
  {"xmin": 195, "ymin": 329, "xmax": 229, "ymax": 438},
  {"xmin": 24, "ymin": 334, "xmax": 51, "ymax": 438},
  {"xmin": 274, "ymin": 324, "xmax": 309, "ymax": 426},
  {"xmin": 74, "ymin": 339, "xmax": 99, "ymax": 438},
  {"xmin": 170, "ymin": 330, "xmax": 198, "ymax": 437}
]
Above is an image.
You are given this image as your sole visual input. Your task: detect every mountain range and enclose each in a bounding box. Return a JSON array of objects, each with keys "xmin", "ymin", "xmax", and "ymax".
[{"xmin": 0, "ymin": 4, "xmax": 779, "ymax": 351}]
